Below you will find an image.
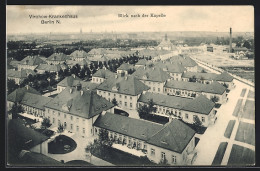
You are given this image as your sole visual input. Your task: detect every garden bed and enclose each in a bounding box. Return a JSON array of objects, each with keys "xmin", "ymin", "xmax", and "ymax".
[
  {"xmin": 235, "ymin": 122, "xmax": 255, "ymax": 146},
  {"xmin": 232, "ymin": 99, "xmax": 243, "ymax": 117},
  {"xmin": 92, "ymin": 146, "xmax": 155, "ymax": 166},
  {"xmin": 224, "ymin": 120, "xmax": 236, "ymax": 138},
  {"xmin": 48, "ymin": 135, "xmax": 77, "ymax": 154},
  {"xmin": 228, "ymin": 144, "xmax": 255, "ymax": 166},
  {"xmin": 212, "ymin": 142, "xmax": 228, "ymax": 165}
]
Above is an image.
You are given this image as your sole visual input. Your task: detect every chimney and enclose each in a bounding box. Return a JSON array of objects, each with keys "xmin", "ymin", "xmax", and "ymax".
[
  {"xmin": 26, "ymin": 85, "xmax": 29, "ymax": 90},
  {"xmin": 115, "ymin": 74, "xmax": 118, "ymax": 79},
  {"xmin": 72, "ymin": 74, "xmax": 76, "ymax": 78},
  {"xmin": 76, "ymin": 82, "xmax": 82, "ymax": 91},
  {"xmin": 144, "ymin": 66, "xmax": 146, "ymax": 70},
  {"xmin": 70, "ymin": 88, "xmax": 73, "ymax": 93},
  {"xmin": 125, "ymin": 76, "xmax": 128, "ymax": 80},
  {"xmin": 80, "ymin": 90, "xmax": 84, "ymax": 96},
  {"xmin": 229, "ymin": 27, "xmax": 232, "ymax": 53}
]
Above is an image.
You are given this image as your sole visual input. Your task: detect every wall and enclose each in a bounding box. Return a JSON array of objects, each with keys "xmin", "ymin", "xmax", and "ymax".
[
  {"xmin": 92, "ymin": 77, "xmax": 105, "ymax": 84},
  {"xmin": 140, "ymin": 80, "xmax": 164, "ymax": 94},
  {"xmin": 30, "ymin": 140, "xmax": 48, "ymax": 155}
]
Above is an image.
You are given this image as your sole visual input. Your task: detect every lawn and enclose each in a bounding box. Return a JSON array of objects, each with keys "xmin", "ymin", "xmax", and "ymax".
[
  {"xmin": 240, "ymin": 89, "xmax": 247, "ymax": 97},
  {"xmin": 247, "ymin": 90, "xmax": 255, "ymax": 99},
  {"xmin": 227, "ymin": 144, "xmax": 255, "ymax": 166},
  {"xmin": 212, "ymin": 142, "xmax": 228, "ymax": 165},
  {"xmin": 224, "ymin": 120, "xmax": 236, "ymax": 139},
  {"xmin": 241, "ymin": 100, "xmax": 255, "ymax": 120},
  {"xmin": 92, "ymin": 147, "xmax": 155, "ymax": 166},
  {"xmin": 48, "ymin": 135, "xmax": 77, "ymax": 154},
  {"xmin": 235, "ymin": 122, "xmax": 255, "ymax": 146},
  {"xmin": 232, "ymin": 99, "xmax": 243, "ymax": 117}
]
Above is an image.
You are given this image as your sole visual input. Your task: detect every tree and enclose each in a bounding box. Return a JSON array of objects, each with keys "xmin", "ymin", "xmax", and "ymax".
[
  {"xmin": 7, "ymin": 79, "xmax": 19, "ymax": 94},
  {"xmin": 189, "ymin": 75, "xmax": 197, "ymax": 82},
  {"xmin": 223, "ymin": 83, "xmax": 228, "ymax": 89},
  {"xmin": 9, "ymin": 102, "xmax": 24, "ymax": 119},
  {"xmin": 158, "ymin": 158, "xmax": 170, "ymax": 166},
  {"xmin": 41, "ymin": 117, "xmax": 51, "ymax": 129},
  {"xmin": 111, "ymin": 98, "xmax": 118, "ymax": 106},
  {"xmin": 243, "ymin": 41, "xmax": 251, "ymax": 49},
  {"xmin": 137, "ymin": 104, "xmax": 150, "ymax": 119},
  {"xmin": 193, "ymin": 115, "xmax": 203, "ymax": 133},
  {"xmin": 148, "ymin": 99, "xmax": 157, "ymax": 114},
  {"xmin": 210, "ymin": 96, "xmax": 219, "ymax": 103},
  {"xmin": 57, "ymin": 123, "xmax": 64, "ymax": 133}
]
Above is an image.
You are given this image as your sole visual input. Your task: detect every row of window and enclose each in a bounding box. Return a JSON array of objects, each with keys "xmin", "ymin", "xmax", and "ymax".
[
  {"xmin": 47, "ymin": 109, "xmax": 85, "ymax": 122},
  {"xmin": 151, "ymin": 149, "xmax": 177, "ymax": 164},
  {"xmin": 51, "ymin": 117, "xmax": 86, "ymax": 134},
  {"xmin": 99, "ymin": 90, "xmax": 133, "ymax": 100}
]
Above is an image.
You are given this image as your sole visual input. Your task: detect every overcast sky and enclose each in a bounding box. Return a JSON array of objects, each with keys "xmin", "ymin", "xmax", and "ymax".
[{"xmin": 6, "ymin": 5, "xmax": 254, "ymax": 34}]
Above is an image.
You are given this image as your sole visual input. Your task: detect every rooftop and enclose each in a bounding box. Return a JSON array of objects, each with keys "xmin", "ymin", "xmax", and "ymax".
[
  {"xmin": 7, "ymin": 69, "xmax": 36, "ymax": 79},
  {"xmin": 19, "ymin": 56, "xmax": 47, "ymax": 66},
  {"xmin": 169, "ymin": 55, "xmax": 197, "ymax": 67},
  {"xmin": 117, "ymin": 63, "xmax": 134, "ymax": 71},
  {"xmin": 165, "ymin": 80, "xmax": 226, "ymax": 95},
  {"xmin": 70, "ymin": 50, "xmax": 88, "ymax": 58},
  {"xmin": 97, "ymin": 75, "xmax": 150, "ymax": 96},
  {"xmin": 47, "ymin": 53, "xmax": 70, "ymax": 61},
  {"xmin": 182, "ymin": 72, "xmax": 233, "ymax": 82},
  {"xmin": 92, "ymin": 68, "xmax": 115, "ymax": 79},
  {"xmin": 138, "ymin": 92, "xmax": 215, "ymax": 115},
  {"xmin": 132, "ymin": 66, "xmax": 170, "ymax": 82},
  {"xmin": 94, "ymin": 112, "xmax": 195, "ymax": 154},
  {"xmin": 35, "ymin": 64, "xmax": 62, "ymax": 72},
  {"xmin": 7, "ymin": 85, "xmax": 40, "ymax": 103},
  {"xmin": 21, "ymin": 93, "xmax": 52, "ymax": 110},
  {"xmin": 57, "ymin": 75, "xmax": 82, "ymax": 87},
  {"xmin": 45, "ymin": 87, "xmax": 114, "ymax": 119}
]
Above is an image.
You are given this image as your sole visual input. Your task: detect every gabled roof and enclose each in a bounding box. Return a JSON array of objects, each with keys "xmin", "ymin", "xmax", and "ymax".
[
  {"xmin": 8, "ymin": 119, "xmax": 49, "ymax": 150},
  {"xmin": 66, "ymin": 59, "xmax": 91, "ymax": 66},
  {"xmin": 97, "ymin": 75, "xmax": 150, "ymax": 96},
  {"xmin": 7, "ymin": 86, "xmax": 40, "ymax": 103},
  {"xmin": 19, "ymin": 151, "xmax": 64, "ymax": 166},
  {"xmin": 88, "ymin": 48, "xmax": 108, "ymax": 55},
  {"xmin": 89, "ymin": 54, "xmax": 109, "ymax": 62},
  {"xmin": 57, "ymin": 75, "xmax": 82, "ymax": 87},
  {"xmin": 92, "ymin": 68, "xmax": 115, "ymax": 79},
  {"xmin": 21, "ymin": 93, "xmax": 52, "ymax": 110},
  {"xmin": 132, "ymin": 66, "xmax": 170, "ymax": 82},
  {"xmin": 74, "ymin": 81, "xmax": 99, "ymax": 91},
  {"xmin": 19, "ymin": 56, "xmax": 47, "ymax": 66},
  {"xmin": 215, "ymin": 72, "xmax": 234, "ymax": 82},
  {"xmin": 147, "ymin": 119, "xmax": 195, "ymax": 153},
  {"xmin": 135, "ymin": 59, "xmax": 148, "ymax": 66},
  {"xmin": 47, "ymin": 53, "xmax": 69, "ymax": 61},
  {"xmin": 70, "ymin": 50, "xmax": 88, "ymax": 58},
  {"xmin": 154, "ymin": 61, "xmax": 186, "ymax": 73},
  {"xmin": 165, "ymin": 80, "xmax": 226, "ymax": 95},
  {"xmin": 137, "ymin": 49, "xmax": 172, "ymax": 58},
  {"xmin": 94, "ymin": 112, "xmax": 195, "ymax": 154},
  {"xmin": 7, "ymin": 69, "xmax": 36, "ymax": 78},
  {"xmin": 93, "ymin": 112, "xmax": 163, "ymax": 142},
  {"xmin": 117, "ymin": 63, "xmax": 134, "ymax": 71},
  {"xmin": 182, "ymin": 72, "xmax": 233, "ymax": 82},
  {"xmin": 138, "ymin": 92, "xmax": 214, "ymax": 115},
  {"xmin": 35, "ymin": 64, "xmax": 62, "ymax": 72},
  {"xmin": 44, "ymin": 87, "xmax": 114, "ymax": 119},
  {"xmin": 169, "ymin": 55, "xmax": 197, "ymax": 67}
]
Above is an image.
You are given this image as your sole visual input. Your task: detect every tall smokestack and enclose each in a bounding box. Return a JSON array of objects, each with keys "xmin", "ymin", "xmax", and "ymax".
[{"xmin": 229, "ymin": 27, "xmax": 232, "ymax": 53}]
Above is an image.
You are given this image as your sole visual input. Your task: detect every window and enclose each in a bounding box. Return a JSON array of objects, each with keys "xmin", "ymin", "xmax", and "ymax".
[
  {"xmin": 119, "ymin": 95, "xmax": 122, "ymax": 98},
  {"xmin": 125, "ymin": 102, "xmax": 127, "ymax": 107},
  {"xmin": 77, "ymin": 126, "xmax": 79, "ymax": 132},
  {"xmin": 100, "ymin": 79, "xmax": 102, "ymax": 82},
  {"xmin": 71, "ymin": 124, "xmax": 73, "ymax": 130},
  {"xmin": 108, "ymin": 98, "xmax": 110, "ymax": 102},
  {"xmin": 185, "ymin": 113, "xmax": 189, "ymax": 119},
  {"xmin": 130, "ymin": 103, "xmax": 132, "ymax": 108},
  {"xmin": 158, "ymin": 88, "xmax": 160, "ymax": 92},
  {"xmin": 93, "ymin": 78, "xmax": 95, "ymax": 82},
  {"xmin": 108, "ymin": 93, "xmax": 110, "ymax": 96},
  {"xmin": 64, "ymin": 122, "xmax": 67, "ymax": 128},
  {"xmin": 64, "ymin": 114, "xmax": 66, "ymax": 118},
  {"xmin": 202, "ymin": 117, "xmax": 205, "ymax": 122},
  {"xmin": 98, "ymin": 90, "xmax": 101, "ymax": 94},
  {"xmin": 58, "ymin": 120, "xmax": 60, "ymax": 125},
  {"xmin": 193, "ymin": 115, "xmax": 197, "ymax": 122},
  {"xmin": 53, "ymin": 118, "xmax": 55, "ymax": 124},
  {"xmin": 125, "ymin": 96, "xmax": 127, "ymax": 99},
  {"xmin": 172, "ymin": 155, "xmax": 177, "ymax": 164},
  {"xmin": 179, "ymin": 112, "xmax": 182, "ymax": 117},
  {"xmin": 114, "ymin": 94, "xmax": 116, "ymax": 97},
  {"xmin": 83, "ymin": 128, "xmax": 85, "ymax": 134},
  {"xmin": 143, "ymin": 144, "xmax": 147, "ymax": 150},
  {"xmin": 161, "ymin": 152, "xmax": 166, "ymax": 160},
  {"xmin": 120, "ymin": 101, "xmax": 122, "ymax": 105},
  {"xmin": 153, "ymin": 87, "xmax": 155, "ymax": 91},
  {"xmin": 130, "ymin": 96, "xmax": 132, "ymax": 100},
  {"xmin": 71, "ymin": 116, "xmax": 73, "ymax": 120},
  {"xmin": 151, "ymin": 149, "xmax": 155, "ymax": 156},
  {"xmin": 58, "ymin": 112, "xmax": 60, "ymax": 116},
  {"xmin": 77, "ymin": 118, "xmax": 79, "ymax": 122}
]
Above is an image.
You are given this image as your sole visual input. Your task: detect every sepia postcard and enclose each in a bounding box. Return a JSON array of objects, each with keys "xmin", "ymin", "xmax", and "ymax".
[{"xmin": 6, "ymin": 5, "xmax": 255, "ymax": 167}]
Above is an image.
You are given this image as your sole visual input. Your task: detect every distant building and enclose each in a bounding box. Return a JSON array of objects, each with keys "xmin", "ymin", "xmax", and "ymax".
[
  {"xmin": 44, "ymin": 85, "xmax": 114, "ymax": 138},
  {"xmin": 96, "ymin": 75, "xmax": 150, "ymax": 110},
  {"xmin": 182, "ymin": 72, "xmax": 235, "ymax": 89},
  {"xmin": 157, "ymin": 34, "xmax": 176, "ymax": 51},
  {"xmin": 168, "ymin": 55, "xmax": 198, "ymax": 72},
  {"xmin": 138, "ymin": 92, "xmax": 216, "ymax": 127},
  {"xmin": 94, "ymin": 112, "xmax": 197, "ymax": 165},
  {"xmin": 70, "ymin": 50, "xmax": 89, "ymax": 61},
  {"xmin": 132, "ymin": 66, "xmax": 170, "ymax": 94},
  {"xmin": 117, "ymin": 63, "xmax": 135, "ymax": 76},
  {"xmin": 17, "ymin": 55, "xmax": 47, "ymax": 71},
  {"xmin": 91, "ymin": 68, "xmax": 115, "ymax": 84},
  {"xmin": 207, "ymin": 46, "xmax": 213, "ymax": 52},
  {"xmin": 7, "ymin": 69, "xmax": 36, "ymax": 85},
  {"xmin": 46, "ymin": 53, "xmax": 70, "ymax": 65},
  {"xmin": 35, "ymin": 64, "xmax": 68, "ymax": 75},
  {"xmin": 164, "ymin": 80, "xmax": 228, "ymax": 104}
]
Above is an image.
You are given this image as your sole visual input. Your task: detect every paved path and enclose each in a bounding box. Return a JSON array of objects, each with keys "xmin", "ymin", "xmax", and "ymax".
[{"xmin": 193, "ymin": 76, "xmax": 255, "ymax": 166}]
